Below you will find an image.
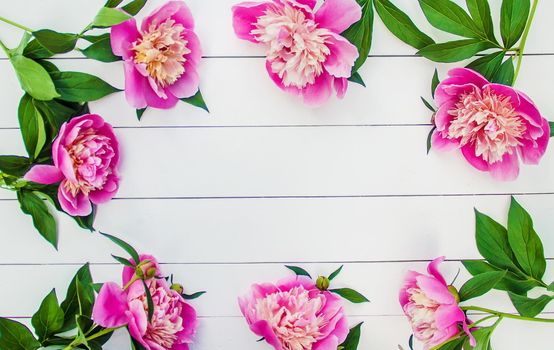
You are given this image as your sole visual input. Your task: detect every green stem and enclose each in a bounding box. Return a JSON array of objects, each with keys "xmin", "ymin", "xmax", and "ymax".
[
  {"xmin": 513, "ymin": 0, "xmax": 539, "ymax": 85},
  {"xmin": 62, "ymin": 327, "xmax": 122, "ymax": 350},
  {"xmin": 462, "ymin": 306, "xmax": 554, "ymax": 323},
  {"xmin": 0, "ymin": 38, "xmax": 9, "ymax": 56},
  {"xmin": 0, "ymin": 16, "xmax": 33, "ymax": 32},
  {"xmin": 470, "ymin": 314, "xmax": 497, "ymax": 327}
]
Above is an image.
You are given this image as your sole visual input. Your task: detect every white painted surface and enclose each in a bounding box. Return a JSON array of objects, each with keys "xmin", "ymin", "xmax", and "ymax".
[{"xmin": 0, "ymin": 1, "xmax": 552, "ymax": 349}]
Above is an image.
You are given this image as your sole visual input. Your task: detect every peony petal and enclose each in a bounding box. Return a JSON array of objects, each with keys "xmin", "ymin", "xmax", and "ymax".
[
  {"xmin": 92, "ymin": 282, "xmax": 129, "ymax": 328},
  {"xmin": 489, "ymin": 152, "xmax": 520, "ymax": 181},
  {"xmin": 58, "ymin": 184, "xmax": 92, "ymax": 216},
  {"xmin": 517, "ymin": 90, "xmax": 545, "ymax": 129},
  {"xmin": 24, "ymin": 165, "xmax": 63, "ymax": 184},
  {"xmin": 232, "ymin": 1, "xmax": 272, "ymax": 43},
  {"xmin": 176, "ymin": 302, "xmax": 198, "ymax": 342},
  {"xmin": 142, "ymin": 1, "xmax": 194, "ymax": 32},
  {"xmin": 433, "ymin": 100, "xmax": 456, "ymax": 132},
  {"xmin": 416, "ymin": 275, "xmax": 455, "ymax": 304},
  {"xmin": 123, "ymin": 61, "xmax": 148, "ymax": 109},
  {"xmin": 126, "ymin": 299, "xmax": 149, "ymax": 348},
  {"xmin": 301, "ymin": 72, "xmax": 334, "ymax": 106},
  {"xmin": 426, "ymin": 257, "xmax": 447, "ymax": 286},
  {"xmin": 183, "ymin": 29, "xmax": 202, "ymax": 66},
  {"xmin": 315, "ymin": 0, "xmax": 362, "ymax": 33},
  {"xmin": 265, "ymin": 60, "xmax": 301, "ymax": 95},
  {"xmin": 250, "ymin": 320, "xmax": 283, "ymax": 350},
  {"xmin": 168, "ymin": 64, "xmax": 200, "ymax": 99},
  {"xmin": 461, "ymin": 144, "xmax": 490, "ymax": 172},
  {"xmin": 110, "ymin": 18, "xmax": 140, "ymax": 60},
  {"xmin": 323, "ymin": 32, "xmax": 359, "ymax": 78},
  {"xmin": 333, "ymin": 77, "xmax": 348, "ymax": 99},
  {"xmin": 519, "ymin": 119, "xmax": 550, "ymax": 165},
  {"xmin": 434, "ymin": 304, "xmax": 465, "ymax": 329},
  {"xmin": 313, "ymin": 334, "xmax": 340, "ymax": 350},
  {"xmin": 144, "ymin": 84, "xmax": 180, "ymax": 109},
  {"xmin": 431, "ymin": 130, "xmax": 459, "ymax": 152},
  {"xmin": 89, "ymin": 175, "xmax": 119, "ymax": 204},
  {"xmin": 122, "ymin": 254, "xmax": 161, "ymax": 286},
  {"xmin": 435, "ymin": 83, "xmax": 479, "ymax": 108},
  {"xmin": 487, "ymin": 83, "xmax": 521, "ymax": 109}
]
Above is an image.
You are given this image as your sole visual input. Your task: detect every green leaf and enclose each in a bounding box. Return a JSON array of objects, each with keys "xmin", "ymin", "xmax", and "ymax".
[
  {"xmin": 418, "ymin": 39, "xmax": 494, "ymax": 63},
  {"xmin": 426, "ymin": 127, "xmax": 436, "ymax": 155},
  {"xmin": 458, "ymin": 270, "xmax": 507, "ymax": 301},
  {"xmin": 328, "ymin": 265, "xmax": 344, "ymax": 281},
  {"xmin": 435, "ymin": 336, "xmax": 466, "ymax": 350},
  {"xmin": 470, "ymin": 327, "xmax": 495, "ymax": 350},
  {"xmin": 122, "ymin": 0, "xmax": 148, "ymax": 16},
  {"xmin": 112, "ymin": 254, "xmax": 135, "ymax": 267},
  {"xmin": 50, "ymin": 71, "xmax": 121, "ymax": 102},
  {"xmin": 418, "ymin": 0, "xmax": 483, "ymax": 39},
  {"xmin": 421, "ymin": 97, "xmax": 435, "ymax": 112},
  {"xmin": 105, "ymin": 0, "xmax": 124, "ymax": 7},
  {"xmin": 341, "ymin": 0, "xmax": 374, "ymax": 73},
  {"xmin": 548, "ymin": 282, "xmax": 554, "ymax": 292},
  {"xmin": 33, "ymin": 30, "xmax": 78, "ymax": 54},
  {"xmin": 10, "ymin": 55, "xmax": 59, "ymax": 101},
  {"xmin": 142, "ymin": 279, "xmax": 154, "ymax": 322},
  {"xmin": 182, "ymin": 291, "xmax": 207, "ymax": 300},
  {"xmin": 92, "ymin": 283, "xmax": 104, "ymax": 293},
  {"xmin": 466, "ymin": 0, "xmax": 496, "ymax": 43},
  {"xmin": 0, "ymin": 318, "xmax": 41, "ymax": 350},
  {"xmin": 500, "ymin": 0, "xmax": 531, "ymax": 48},
  {"xmin": 374, "ymin": 0, "xmax": 434, "ymax": 50},
  {"xmin": 180, "ymin": 89, "xmax": 209, "ymax": 112},
  {"xmin": 18, "ymin": 94, "xmax": 47, "ymax": 159},
  {"xmin": 82, "ymin": 33, "xmax": 111, "ymax": 44},
  {"xmin": 339, "ymin": 322, "xmax": 362, "ymax": 350},
  {"xmin": 93, "ymin": 7, "xmax": 132, "ymax": 28},
  {"xmin": 431, "ymin": 69, "xmax": 440, "ymax": 98},
  {"xmin": 330, "ymin": 288, "xmax": 369, "ymax": 303},
  {"xmin": 0, "ymin": 155, "xmax": 30, "ymax": 177},
  {"xmin": 474, "ymin": 209, "xmax": 522, "ymax": 274},
  {"xmin": 100, "ymin": 232, "xmax": 141, "ymax": 264},
  {"xmin": 17, "ymin": 190, "xmax": 58, "ymax": 248},
  {"xmin": 285, "ymin": 265, "xmax": 312, "ymax": 279},
  {"xmin": 491, "ymin": 58, "xmax": 515, "ymax": 85},
  {"xmin": 348, "ymin": 72, "xmax": 366, "ymax": 87},
  {"xmin": 507, "ymin": 197, "xmax": 546, "ymax": 280},
  {"xmin": 23, "ymin": 39, "xmax": 54, "ymax": 59},
  {"xmin": 467, "ymin": 51, "xmax": 504, "ymax": 81},
  {"xmin": 549, "ymin": 122, "xmax": 554, "ymax": 137},
  {"xmin": 136, "ymin": 108, "xmax": 147, "ymax": 121},
  {"xmin": 462, "ymin": 260, "xmax": 541, "ymax": 294},
  {"xmin": 60, "ymin": 264, "xmax": 95, "ymax": 331},
  {"xmin": 508, "ymin": 292, "xmax": 553, "ymax": 317},
  {"xmin": 36, "ymin": 59, "xmax": 60, "ymax": 74},
  {"xmin": 81, "ymin": 35, "xmax": 121, "ymax": 62},
  {"xmin": 31, "ymin": 289, "xmax": 65, "ymax": 341}
]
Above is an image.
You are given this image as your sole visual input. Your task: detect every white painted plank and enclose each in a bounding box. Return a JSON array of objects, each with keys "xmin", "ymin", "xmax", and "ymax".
[
  {"xmin": 1, "ymin": 262, "xmax": 552, "ymax": 317},
  {"xmin": 0, "ymin": 55, "xmax": 553, "ymax": 128},
  {"xmin": 0, "ymin": 195, "xmax": 553, "ymax": 263},
  {"xmin": 0, "ymin": 0, "xmax": 553, "ymax": 57}
]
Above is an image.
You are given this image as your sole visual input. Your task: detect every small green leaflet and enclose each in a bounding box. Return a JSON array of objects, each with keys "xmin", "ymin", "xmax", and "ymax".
[
  {"xmin": 180, "ymin": 89, "xmax": 209, "ymax": 112},
  {"xmin": 93, "ymin": 7, "xmax": 132, "ymax": 28},
  {"xmin": 421, "ymin": 97, "xmax": 435, "ymax": 112},
  {"xmin": 328, "ymin": 265, "xmax": 344, "ymax": 281},
  {"xmin": 81, "ymin": 35, "xmax": 121, "ymax": 62},
  {"xmin": 330, "ymin": 288, "xmax": 369, "ymax": 303},
  {"xmin": 17, "ymin": 190, "xmax": 58, "ymax": 249},
  {"xmin": 338, "ymin": 322, "xmax": 363, "ymax": 350},
  {"xmin": 549, "ymin": 122, "xmax": 554, "ymax": 137},
  {"xmin": 100, "ymin": 232, "xmax": 141, "ymax": 265},
  {"xmin": 136, "ymin": 108, "xmax": 147, "ymax": 121},
  {"xmin": 348, "ymin": 72, "xmax": 366, "ymax": 87},
  {"xmin": 458, "ymin": 270, "xmax": 507, "ymax": 301},
  {"xmin": 112, "ymin": 254, "xmax": 135, "ymax": 267},
  {"xmin": 285, "ymin": 265, "xmax": 312, "ymax": 279},
  {"xmin": 142, "ymin": 279, "xmax": 155, "ymax": 322},
  {"xmin": 427, "ymin": 127, "xmax": 436, "ymax": 154},
  {"xmin": 182, "ymin": 291, "xmax": 207, "ymax": 300},
  {"xmin": 341, "ymin": 0, "xmax": 374, "ymax": 74},
  {"xmin": 431, "ymin": 69, "xmax": 439, "ymax": 98}
]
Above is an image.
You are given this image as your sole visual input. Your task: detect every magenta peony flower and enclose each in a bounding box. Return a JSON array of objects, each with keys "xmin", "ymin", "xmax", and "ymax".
[
  {"xmin": 400, "ymin": 257, "xmax": 474, "ymax": 350},
  {"xmin": 92, "ymin": 255, "xmax": 198, "ymax": 350},
  {"xmin": 238, "ymin": 275, "xmax": 349, "ymax": 350},
  {"xmin": 232, "ymin": 0, "xmax": 361, "ymax": 106},
  {"xmin": 111, "ymin": 1, "xmax": 202, "ymax": 109},
  {"xmin": 432, "ymin": 68, "xmax": 550, "ymax": 181},
  {"xmin": 24, "ymin": 114, "xmax": 119, "ymax": 216}
]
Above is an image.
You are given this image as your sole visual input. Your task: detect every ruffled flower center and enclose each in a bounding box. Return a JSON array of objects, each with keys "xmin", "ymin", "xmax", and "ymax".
[
  {"xmin": 447, "ymin": 87, "xmax": 527, "ymax": 163},
  {"xmin": 135, "ymin": 280, "xmax": 185, "ymax": 348},
  {"xmin": 64, "ymin": 128, "xmax": 115, "ymax": 196},
  {"xmin": 133, "ymin": 18, "xmax": 191, "ymax": 87},
  {"xmin": 252, "ymin": 4, "xmax": 331, "ymax": 88},
  {"xmin": 404, "ymin": 287, "xmax": 440, "ymax": 344},
  {"xmin": 255, "ymin": 286, "xmax": 326, "ymax": 350}
]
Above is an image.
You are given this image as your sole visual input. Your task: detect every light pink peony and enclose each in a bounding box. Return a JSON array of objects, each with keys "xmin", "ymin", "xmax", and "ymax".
[
  {"xmin": 239, "ymin": 276, "xmax": 349, "ymax": 350},
  {"xmin": 232, "ymin": 0, "xmax": 361, "ymax": 106},
  {"xmin": 24, "ymin": 114, "xmax": 119, "ymax": 216},
  {"xmin": 111, "ymin": 1, "xmax": 202, "ymax": 109},
  {"xmin": 400, "ymin": 257, "xmax": 474, "ymax": 350},
  {"xmin": 432, "ymin": 68, "xmax": 550, "ymax": 181},
  {"xmin": 93, "ymin": 255, "xmax": 198, "ymax": 350}
]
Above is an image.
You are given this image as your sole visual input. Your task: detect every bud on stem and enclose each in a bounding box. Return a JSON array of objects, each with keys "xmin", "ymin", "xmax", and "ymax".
[{"xmin": 316, "ymin": 276, "xmax": 330, "ymax": 291}]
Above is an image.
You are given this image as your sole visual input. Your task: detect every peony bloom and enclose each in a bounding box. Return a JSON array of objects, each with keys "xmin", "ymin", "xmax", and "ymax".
[
  {"xmin": 93, "ymin": 255, "xmax": 198, "ymax": 350},
  {"xmin": 111, "ymin": 1, "xmax": 202, "ymax": 109},
  {"xmin": 238, "ymin": 275, "xmax": 349, "ymax": 350},
  {"xmin": 399, "ymin": 257, "xmax": 474, "ymax": 350},
  {"xmin": 232, "ymin": 0, "xmax": 362, "ymax": 106},
  {"xmin": 24, "ymin": 114, "xmax": 119, "ymax": 216},
  {"xmin": 432, "ymin": 68, "xmax": 550, "ymax": 181}
]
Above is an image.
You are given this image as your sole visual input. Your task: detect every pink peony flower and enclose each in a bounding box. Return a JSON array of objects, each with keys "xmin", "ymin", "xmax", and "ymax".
[
  {"xmin": 232, "ymin": 0, "xmax": 362, "ymax": 106},
  {"xmin": 93, "ymin": 255, "xmax": 198, "ymax": 350},
  {"xmin": 24, "ymin": 114, "xmax": 119, "ymax": 216},
  {"xmin": 432, "ymin": 68, "xmax": 550, "ymax": 181},
  {"xmin": 238, "ymin": 276, "xmax": 349, "ymax": 350},
  {"xmin": 399, "ymin": 257, "xmax": 474, "ymax": 350},
  {"xmin": 111, "ymin": 1, "xmax": 202, "ymax": 109}
]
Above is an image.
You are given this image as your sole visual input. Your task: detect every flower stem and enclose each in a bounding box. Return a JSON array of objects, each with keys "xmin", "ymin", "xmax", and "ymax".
[
  {"xmin": 462, "ymin": 306, "xmax": 554, "ymax": 323},
  {"xmin": 0, "ymin": 16, "xmax": 33, "ymax": 32},
  {"xmin": 513, "ymin": 0, "xmax": 539, "ymax": 85},
  {"xmin": 0, "ymin": 38, "xmax": 9, "ymax": 56},
  {"xmin": 62, "ymin": 327, "xmax": 122, "ymax": 350}
]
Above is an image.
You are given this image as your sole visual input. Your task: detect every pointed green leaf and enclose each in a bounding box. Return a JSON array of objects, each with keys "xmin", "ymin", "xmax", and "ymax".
[
  {"xmin": 341, "ymin": 0, "xmax": 374, "ymax": 73},
  {"xmin": 549, "ymin": 122, "xmax": 553, "ymax": 137},
  {"xmin": 93, "ymin": 7, "xmax": 132, "ymax": 28},
  {"xmin": 339, "ymin": 322, "xmax": 363, "ymax": 350},
  {"xmin": 547, "ymin": 282, "xmax": 554, "ymax": 292},
  {"xmin": 462, "ymin": 260, "xmax": 541, "ymax": 294},
  {"xmin": 112, "ymin": 254, "xmax": 135, "ymax": 267},
  {"xmin": 0, "ymin": 155, "xmax": 30, "ymax": 177},
  {"xmin": 426, "ymin": 127, "xmax": 436, "ymax": 155},
  {"xmin": 374, "ymin": 0, "xmax": 434, "ymax": 50},
  {"xmin": 81, "ymin": 35, "xmax": 121, "ymax": 62},
  {"xmin": 458, "ymin": 270, "xmax": 507, "ymax": 301},
  {"xmin": 435, "ymin": 336, "xmax": 466, "ymax": 350},
  {"xmin": 60, "ymin": 264, "xmax": 95, "ymax": 331},
  {"xmin": 330, "ymin": 288, "xmax": 369, "ymax": 303},
  {"xmin": 467, "ymin": 51, "xmax": 504, "ymax": 81},
  {"xmin": 492, "ymin": 58, "xmax": 515, "ymax": 86},
  {"xmin": 0, "ymin": 318, "xmax": 40, "ymax": 350},
  {"xmin": 122, "ymin": 0, "xmax": 148, "ymax": 16},
  {"xmin": 470, "ymin": 326, "xmax": 495, "ymax": 350},
  {"xmin": 180, "ymin": 89, "xmax": 209, "ymax": 112},
  {"xmin": 500, "ymin": 0, "xmax": 531, "ymax": 48},
  {"xmin": 418, "ymin": 39, "xmax": 494, "ymax": 63},
  {"xmin": 431, "ymin": 69, "xmax": 440, "ymax": 98},
  {"xmin": 18, "ymin": 94, "xmax": 47, "ymax": 159},
  {"xmin": 136, "ymin": 108, "xmax": 147, "ymax": 121},
  {"xmin": 33, "ymin": 30, "xmax": 78, "ymax": 54},
  {"xmin": 507, "ymin": 197, "xmax": 546, "ymax": 280},
  {"xmin": 421, "ymin": 97, "xmax": 435, "ymax": 112},
  {"xmin": 328, "ymin": 265, "xmax": 344, "ymax": 281},
  {"xmin": 348, "ymin": 72, "xmax": 366, "ymax": 87},
  {"xmin": 182, "ymin": 291, "xmax": 207, "ymax": 300},
  {"xmin": 50, "ymin": 71, "xmax": 121, "ymax": 102},
  {"xmin": 10, "ymin": 55, "xmax": 59, "ymax": 100},
  {"xmin": 508, "ymin": 292, "xmax": 553, "ymax": 317},
  {"xmin": 285, "ymin": 265, "xmax": 312, "ymax": 279},
  {"xmin": 105, "ymin": 0, "xmax": 124, "ymax": 7},
  {"xmin": 466, "ymin": 0, "xmax": 496, "ymax": 43},
  {"xmin": 418, "ymin": 0, "xmax": 483, "ymax": 39},
  {"xmin": 142, "ymin": 279, "xmax": 154, "ymax": 322},
  {"xmin": 17, "ymin": 190, "xmax": 58, "ymax": 248},
  {"xmin": 100, "ymin": 232, "xmax": 140, "ymax": 264},
  {"xmin": 23, "ymin": 39, "xmax": 54, "ymax": 60},
  {"xmin": 32, "ymin": 289, "xmax": 65, "ymax": 341}
]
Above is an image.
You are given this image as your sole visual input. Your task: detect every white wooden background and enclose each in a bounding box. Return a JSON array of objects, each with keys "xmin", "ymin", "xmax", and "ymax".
[{"xmin": 0, "ymin": 1, "xmax": 553, "ymax": 349}]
